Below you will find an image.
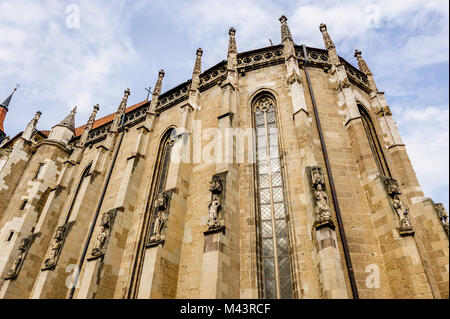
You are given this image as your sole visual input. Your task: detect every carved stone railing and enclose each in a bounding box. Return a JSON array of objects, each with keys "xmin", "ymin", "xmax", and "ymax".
[
  {"xmin": 86, "ymin": 123, "xmax": 112, "ymax": 145},
  {"xmin": 295, "ymin": 46, "xmax": 330, "ymax": 68},
  {"xmin": 156, "ymin": 81, "xmax": 190, "ymax": 112},
  {"xmin": 199, "ymin": 61, "xmax": 227, "ymax": 92},
  {"xmin": 340, "ymin": 57, "xmax": 370, "ymax": 92},
  {"xmin": 237, "ymin": 45, "xmax": 284, "ymax": 73}
]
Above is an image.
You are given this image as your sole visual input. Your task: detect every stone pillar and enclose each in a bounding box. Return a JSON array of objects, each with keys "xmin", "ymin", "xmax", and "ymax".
[
  {"xmin": 137, "ymin": 50, "xmax": 202, "ymax": 298},
  {"xmin": 197, "ymin": 28, "xmax": 240, "ymax": 299},
  {"xmin": 76, "ymin": 124, "xmax": 151, "ymax": 299}
]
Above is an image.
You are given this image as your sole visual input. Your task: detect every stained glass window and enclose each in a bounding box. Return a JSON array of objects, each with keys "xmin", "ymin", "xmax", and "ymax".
[{"xmin": 254, "ymin": 95, "xmax": 293, "ymax": 299}]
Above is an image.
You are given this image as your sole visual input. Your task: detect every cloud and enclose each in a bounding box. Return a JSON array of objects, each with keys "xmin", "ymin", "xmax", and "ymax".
[
  {"xmin": 0, "ymin": 0, "xmax": 448, "ymax": 208},
  {"xmin": 395, "ymin": 106, "xmax": 449, "ymax": 205},
  {"xmin": 0, "ymin": 0, "xmax": 142, "ymax": 129}
]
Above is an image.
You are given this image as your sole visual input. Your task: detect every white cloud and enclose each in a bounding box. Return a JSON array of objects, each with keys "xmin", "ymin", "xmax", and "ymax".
[
  {"xmin": 395, "ymin": 106, "xmax": 449, "ymax": 204},
  {"xmin": 0, "ymin": 0, "xmax": 142, "ymax": 128},
  {"xmin": 0, "ymin": 0, "xmax": 448, "ymax": 208}
]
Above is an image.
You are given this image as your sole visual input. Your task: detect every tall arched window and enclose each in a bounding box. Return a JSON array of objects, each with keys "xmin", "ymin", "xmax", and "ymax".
[
  {"xmin": 129, "ymin": 128, "xmax": 176, "ymax": 298},
  {"xmin": 358, "ymin": 104, "xmax": 391, "ymax": 177},
  {"xmin": 254, "ymin": 94, "xmax": 293, "ymax": 299},
  {"xmin": 65, "ymin": 163, "xmax": 92, "ymax": 222},
  {"xmin": 148, "ymin": 128, "xmax": 175, "ymax": 241}
]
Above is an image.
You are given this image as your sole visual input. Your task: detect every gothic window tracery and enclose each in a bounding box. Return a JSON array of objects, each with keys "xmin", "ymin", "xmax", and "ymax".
[
  {"xmin": 358, "ymin": 104, "xmax": 391, "ymax": 177},
  {"xmin": 254, "ymin": 94, "xmax": 293, "ymax": 299}
]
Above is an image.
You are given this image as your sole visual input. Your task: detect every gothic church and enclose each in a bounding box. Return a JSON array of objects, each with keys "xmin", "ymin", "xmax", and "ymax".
[{"xmin": 0, "ymin": 16, "xmax": 448, "ymax": 299}]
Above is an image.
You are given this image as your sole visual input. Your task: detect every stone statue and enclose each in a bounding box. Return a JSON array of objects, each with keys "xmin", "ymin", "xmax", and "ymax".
[
  {"xmin": 7, "ymin": 238, "xmax": 29, "ymax": 278},
  {"xmin": 392, "ymin": 195, "xmax": 413, "ymax": 233},
  {"xmin": 310, "ymin": 167, "xmax": 334, "ymax": 228},
  {"xmin": 44, "ymin": 226, "xmax": 65, "ymax": 268},
  {"xmin": 150, "ymin": 192, "xmax": 168, "ymax": 243},
  {"xmin": 207, "ymin": 176, "xmax": 224, "ymax": 230},
  {"xmin": 91, "ymin": 211, "xmax": 114, "ymax": 257},
  {"xmin": 208, "ymin": 197, "xmax": 221, "ymax": 229},
  {"xmin": 151, "ymin": 210, "xmax": 165, "ymax": 242},
  {"xmin": 315, "ymin": 184, "xmax": 333, "ymax": 224}
]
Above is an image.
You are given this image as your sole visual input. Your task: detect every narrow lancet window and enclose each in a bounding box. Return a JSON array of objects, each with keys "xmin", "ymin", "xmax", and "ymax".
[
  {"xmin": 358, "ymin": 104, "xmax": 391, "ymax": 177},
  {"xmin": 148, "ymin": 128, "xmax": 175, "ymax": 243},
  {"xmin": 254, "ymin": 95, "xmax": 293, "ymax": 299}
]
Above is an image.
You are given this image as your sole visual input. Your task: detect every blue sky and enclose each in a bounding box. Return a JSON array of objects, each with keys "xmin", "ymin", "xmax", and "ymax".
[{"xmin": 0, "ymin": 0, "xmax": 448, "ymax": 209}]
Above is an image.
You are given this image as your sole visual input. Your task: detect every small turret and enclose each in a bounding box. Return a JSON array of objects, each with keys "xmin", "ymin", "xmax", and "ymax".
[{"xmin": 48, "ymin": 107, "xmax": 77, "ymax": 145}]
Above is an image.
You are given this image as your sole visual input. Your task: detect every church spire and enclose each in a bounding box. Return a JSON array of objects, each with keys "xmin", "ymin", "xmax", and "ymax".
[
  {"xmin": 54, "ymin": 106, "xmax": 77, "ymax": 131},
  {"xmin": 354, "ymin": 50, "xmax": 372, "ymax": 76},
  {"xmin": 0, "ymin": 85, "xmax": 18, "ymax": 111},
  {"xmin": 354, "ymin": 49, "xmax": 378, "ymax": 92},
  {"xmin": 78, "ymin": 104, "xmax": 99, "ymax": 147},
  {"xmin": 111, "ymin": 89, "xmax": 130, "ymax": 132},
  {"xmin": 149, "ymin": 70, "xmax": 165, "ymax": 112},
  {"xmin": 22, "ymin": 111, "xmax": 42, "ymax": 141},
  {"xmin": 228, "ymin": 27, "xmax": 237, "ymax": 55},
  {"xmin": 280, "ymin": 15, "xmax": 296, "ymax": 61},
  {"xmin": 0, "ymin": 85, "xmax": 19, "ymax": 145},
  {"xmin": 226, "ymin": 28, "xmax": 238, "ymax": 87},
  {"xmin": 279, "ymin": 15, "xmax": 293, "ymax": 43},
  {"xmin": 319, "ymin": 23, "xmax": 339, "ymax": 65},
  {"xmin": 190, "ymin": 48, "xmax": 203, "ymax": 92}
]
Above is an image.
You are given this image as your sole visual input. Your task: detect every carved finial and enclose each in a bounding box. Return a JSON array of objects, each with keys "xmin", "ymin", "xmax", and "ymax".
[
  {"xmin": 86, "ymin": 104, "xmax": 100, "ymax": 130},
  {"xmin": 319, "ymin": 23, "xmax": 335, "ymax": 50},
  {"xmin": 32, "ymin": 111, "xmax": 42, "ymax": 123},
  {"xmin": 193, "ymin": 48, "xmax": 203, "ymax": 75},
  {"xmin": 153, "ymin": 69, "xmax": 165, "ymax": 96},
  {"xmin": 279, "ymin": 15, "xmax": 293, "ymax": 42},
  {"xmin": 354, "ymin": 49, "xmax": 373, "ymax": 76},
  {"xmin": 228, "ymin": 27, "xmax": 237, "ymax": 54},
  {"xmin": 21, "ymin": 111, "xmax": 41, "ymax": 141},
  {"xmin": 118, "ymin": 89, "xmax": 130, "ymax": 113}
]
